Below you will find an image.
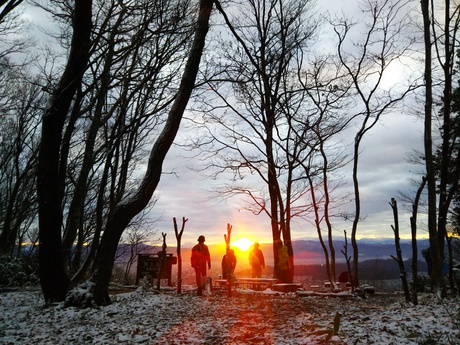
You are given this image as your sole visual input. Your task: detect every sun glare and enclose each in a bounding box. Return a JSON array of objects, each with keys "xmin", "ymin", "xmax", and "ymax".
[{"xmin": 232, "ymin": 237, "xmax": 253, "ymax": 252}]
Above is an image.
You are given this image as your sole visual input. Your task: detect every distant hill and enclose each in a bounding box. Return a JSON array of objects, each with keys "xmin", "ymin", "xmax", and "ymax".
[
  {"xmin": 128, "ymin": 238, "xmax": 430, "ymax": 263},
  {"xmin": 116, "ymin": 238, "xmax": 431, "ymax": 280},
  {"xmin": 290, "ymin": 238, "xmax": 431, "ymax": 264},
  {"xmin": 234, "ymin": 258, "xmax": 428, "ymax": 280}
]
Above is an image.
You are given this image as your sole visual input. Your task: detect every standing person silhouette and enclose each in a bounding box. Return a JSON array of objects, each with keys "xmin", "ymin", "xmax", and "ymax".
[
  {"xmin": 191, "ymin": 235, "xmax": 211, "ymax": 296},
  {"xmin": 221, "ymin": 248, "xmax": 237, "ymax": 280},
  {"xmin": 275, "ymin": 239, "xmax": 289, "ymax": 283},
  {"xmin": 249, "ymin": 242, "xmax": 265, "ymax": 278}
]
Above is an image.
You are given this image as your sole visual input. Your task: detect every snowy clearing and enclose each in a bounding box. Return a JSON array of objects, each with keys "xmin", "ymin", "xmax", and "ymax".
[{"xmin": 1, "ymin": 286, "xmax": 459, "ymax": 344}]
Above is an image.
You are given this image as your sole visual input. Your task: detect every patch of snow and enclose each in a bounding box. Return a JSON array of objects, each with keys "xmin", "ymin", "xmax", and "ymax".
[{"xmin": 0, "ymin": 287, "xmax": 459, "ymax": 344}]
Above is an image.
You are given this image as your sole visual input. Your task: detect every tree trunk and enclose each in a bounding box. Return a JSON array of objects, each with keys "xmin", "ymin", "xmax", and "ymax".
[
  {"xmin": 437, "ymin": 0, "xmax": 454, "ymax": 265},
  {"xmin": 90, "ymin": 0, "xmax": 214, "ymax": 305},
  {"xmin": 37, "ymin": 0, "xmax": 93, "ymax": 303},
  {"xmin": 321, "ymin": 142, "xmax": 336, "ymax": 283},
  {"xmin": 0, "ymin": 182, "xmax": 20, "ymax": 255},
  {"xmin": 390, "ymin": 198, "xmax": 410, "ymax": 302},
  {"xmin": 308, "ymin": 171, "xmax": 335, "ymax": 288},
  {"xmin": 61, "ymin": 8, "xmax": 127, "ymax": 270},
  {"xmin": 351, "ymin": 139, "xmax": 361, "ymax": 288},
  {"xmin": 410, "ymin": 177, "xmax": 426, "ymax": 305},
  {"xmin": 446, "ymin": 235, "xmax": 456, "ymax": 294},
  {"xmin": 420, "ymin": 0, "xmax": 446, "ymax": 297}
]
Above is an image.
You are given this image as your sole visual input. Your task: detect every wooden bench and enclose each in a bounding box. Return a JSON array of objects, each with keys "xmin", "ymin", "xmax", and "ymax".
[
  {"xmin": 214, "ymin": 278, "xmax": 278, "ymax": 291},
  {"xmin": 235, "ymin": 278, "xmax": 277, "ymax": 290}
]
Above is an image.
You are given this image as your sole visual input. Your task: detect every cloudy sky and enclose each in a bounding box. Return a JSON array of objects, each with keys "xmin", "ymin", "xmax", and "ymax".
[
  {"xmin": 150, "ymin": 0, "xmax": 429, "ymax": 246},
  {"xmin": 20, "ymin": 1, "xmax": 430, "ymax": 247},
  {"xmin": 154, "ymin": 111, "xmax": 425, "ymax": 247}
]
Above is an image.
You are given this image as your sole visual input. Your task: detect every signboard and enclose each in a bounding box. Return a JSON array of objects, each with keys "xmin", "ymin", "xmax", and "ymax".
[{"xmin": 135, "ymin": 253, "xmax": 177, "ymax": 286}]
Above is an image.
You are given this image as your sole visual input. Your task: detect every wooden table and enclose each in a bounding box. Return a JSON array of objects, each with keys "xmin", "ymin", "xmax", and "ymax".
[
  {"xmin": 236, "ymin": 278, "xmax": 278, "ymax": 290},
  {"xmin": 214, "ymin": 277, "xmax": 278, "ymax": 291}
]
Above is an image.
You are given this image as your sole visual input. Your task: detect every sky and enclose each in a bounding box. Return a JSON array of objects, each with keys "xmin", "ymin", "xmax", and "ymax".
[
  {"xmin": 18, "ymin": 1, "xmax": 431, "ymax": 247},
  {"xmin": 149, "ymin": 0, "xmax": 428, "ymax": 246},
  {"xmin": 154, "ymin": 111, "xmax": 426, "ymax": 247}
]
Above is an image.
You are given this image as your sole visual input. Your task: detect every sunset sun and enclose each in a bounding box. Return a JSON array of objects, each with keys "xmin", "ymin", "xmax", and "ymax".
[{"xmin": 232, "ymin": 237, "xmax": 253, "ymax": 252}]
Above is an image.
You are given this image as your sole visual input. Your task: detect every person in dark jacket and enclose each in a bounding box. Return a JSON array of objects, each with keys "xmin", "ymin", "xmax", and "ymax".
[
  {"xmin": 221, "ymin": 249, "xmax": 237, "ymax": 280},
  {"xmin": 191, "ymin": 235, "xmax": 211, "ymax": 296}
]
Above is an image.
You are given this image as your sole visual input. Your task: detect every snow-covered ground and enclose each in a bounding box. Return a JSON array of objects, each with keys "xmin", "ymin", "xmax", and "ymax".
[{"xmin": 1, "ymin": 286, "xmax": 459, "ymax": 344}]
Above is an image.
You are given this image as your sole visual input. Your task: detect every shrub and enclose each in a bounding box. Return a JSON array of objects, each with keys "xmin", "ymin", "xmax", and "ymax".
[{"xmin": 0, "ymin": 255, "xmax": 39, "ymax": 287}]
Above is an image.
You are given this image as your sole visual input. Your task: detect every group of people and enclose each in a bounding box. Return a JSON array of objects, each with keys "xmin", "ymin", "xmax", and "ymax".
[{"xmin": 190, "ymin": 235, "xmax": 290, "ymax": 295}]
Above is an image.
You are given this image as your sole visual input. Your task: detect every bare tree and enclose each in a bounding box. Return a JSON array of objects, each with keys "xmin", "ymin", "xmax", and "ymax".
[
  {"xmin": 0, "ymin": 0, "xmax": 31, "ymax": 64},
  {"xmin": 191, "ymin": 0, "xmax": 319, "ymax": 282},
  {"xmin": 296, "ymin": 56, "xmax": 353, "ymax": 288},
  {"xmin": 35, "ymin": 0, "xmax": 213, "ymax": 305},
  {"xmin": 0, "ymin": 0, "xmax": 38, "ymax": 258},
  {"xmin": 421, "ymin": 0, "xmax": 460, "ymax": 297},
  {"xmin": 115, "ymin": 214, "xmax": 158, "ymax": 284},
  {"xmin": 59, "ymin": 0, "xmax": 194, "ymax": 275},
  {"xmin": 332, "ymin": 0, "xmax": 419, "ymax": 287},
  {"xmin": 0, "ymin": 69, "xmax": 43, "ymax": 256},
  {"xmin": 420, "ymin": 0, "xmax": 444, "ymax": 297},
  {"xmin": 0, "ymin": 0, "xmax": 22, "ymax": 22},
  {"xmin": 433, "ymin": 1, "xmax": 460, "ymax": 264},
  {"xmin": 89, "ymin": 0, "xmax": 215, "ymax": 305},
  {"xmin": 37, "ymin": 0, "xmax": 93, "ymax": 303}
]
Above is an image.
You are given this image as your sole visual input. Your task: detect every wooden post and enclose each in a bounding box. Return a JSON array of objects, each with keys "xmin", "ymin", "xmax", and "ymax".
[
  {"xmin": 224, "ymin": 223, "xmax": 232, "ymax": 253},
  {"xmin": 174, "ymin": 217, "xmax": 187, "ymax": 294},
  {"xmin": 224, "ymin": 223, "xmax": 232, "ymax": 297},
  {"xmin": 157, "ymin": 232, "xmax": 167, "ymax": 291}
]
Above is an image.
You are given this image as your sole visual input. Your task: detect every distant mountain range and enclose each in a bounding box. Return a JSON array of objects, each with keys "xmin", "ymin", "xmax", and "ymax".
[
  {"xmin": 135, "ymin": 238, "xmax": 430, "ymax": 262},
  {"xmin": 291, "ymin": 238, "xmax": 431, "ymax": 264},
  {"xmin": 119, "ymin": 238, "xmax": 432, "ymax": 280}
]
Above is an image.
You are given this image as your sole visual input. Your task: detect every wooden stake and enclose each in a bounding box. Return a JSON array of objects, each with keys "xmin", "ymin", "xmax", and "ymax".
[{"xmin": 174, "ymin": 217, "xmax": 187, "ymax": 294}]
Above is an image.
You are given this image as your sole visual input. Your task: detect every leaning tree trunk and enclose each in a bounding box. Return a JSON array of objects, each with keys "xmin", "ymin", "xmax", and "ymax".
[
  {"xmin": 36, "ymin": 0, "xmax": 93, "ymax": 303},
  {"xmin": 90, "ymin": 0, "xmax": 215, "ymax": 305}
]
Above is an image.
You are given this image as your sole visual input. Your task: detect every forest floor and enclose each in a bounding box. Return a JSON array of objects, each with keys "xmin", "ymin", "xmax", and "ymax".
[{"xmin": 1, "ymin": 285, "xmax": 459, "ymax": 344}]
